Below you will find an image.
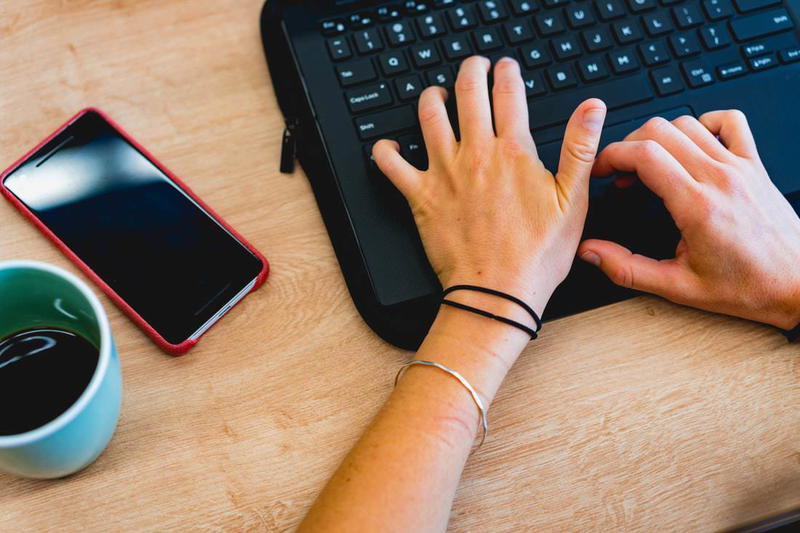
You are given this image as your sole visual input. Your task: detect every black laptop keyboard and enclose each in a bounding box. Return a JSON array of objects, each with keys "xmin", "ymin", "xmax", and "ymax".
[{"xmin": 321, "ymin": 0, "xmax": 799, "ymax": 171}]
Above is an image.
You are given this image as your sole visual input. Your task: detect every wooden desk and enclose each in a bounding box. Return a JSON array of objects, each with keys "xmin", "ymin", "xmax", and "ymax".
[{"xmin": 0, "ymin": 1, "xmax": 797, "ymax": 531}]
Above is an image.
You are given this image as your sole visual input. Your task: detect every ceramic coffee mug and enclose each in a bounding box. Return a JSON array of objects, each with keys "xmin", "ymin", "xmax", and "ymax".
[{"xmin": 0, "ymin": 260, "xmax": 122, "ymax": 478}]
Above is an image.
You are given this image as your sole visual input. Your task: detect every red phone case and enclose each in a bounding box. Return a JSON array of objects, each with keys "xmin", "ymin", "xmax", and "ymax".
[{"xmin": 0, "ymin": 108, "xmax": 269, "ymax": 356}]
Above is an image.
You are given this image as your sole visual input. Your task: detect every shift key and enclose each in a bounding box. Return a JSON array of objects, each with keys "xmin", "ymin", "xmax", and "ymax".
[{"xmin": 355, "ymin": 106, "xmax": 416, "ymax": 140}]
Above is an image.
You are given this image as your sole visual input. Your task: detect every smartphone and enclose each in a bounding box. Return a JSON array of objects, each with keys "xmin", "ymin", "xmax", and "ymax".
[{"xmin": 0, "ymin": 108, "xmax": 269, "ymax": 355}]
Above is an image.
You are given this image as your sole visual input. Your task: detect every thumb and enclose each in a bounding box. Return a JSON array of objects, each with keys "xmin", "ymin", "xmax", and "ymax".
[
  {"xmin": 578, "ymin": 239, "xmax": 687, "ymax": 298},
  {"xmin": 556, "ymin": 98, "xmax": 607, "ymax": 198},
  {"xmin": 373, "ymin": 139, "xmax": 422, "ymax": 201}
]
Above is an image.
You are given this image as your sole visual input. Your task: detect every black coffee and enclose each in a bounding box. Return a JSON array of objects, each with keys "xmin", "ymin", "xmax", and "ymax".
[{"xmin": 0, "ymin": 327, "xmax": 99, "ymax": 436}]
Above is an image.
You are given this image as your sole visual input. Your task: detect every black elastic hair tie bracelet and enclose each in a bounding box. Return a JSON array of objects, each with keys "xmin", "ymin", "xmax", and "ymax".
[{"xmin": 441, "ymin": 285, "xmax": 542, "ymax": 340}]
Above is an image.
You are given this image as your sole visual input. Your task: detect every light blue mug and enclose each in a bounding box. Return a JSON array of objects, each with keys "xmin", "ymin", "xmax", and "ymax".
[{"xmin": 0, "ymin": 260, "xmax": 122, "ymax": 479}]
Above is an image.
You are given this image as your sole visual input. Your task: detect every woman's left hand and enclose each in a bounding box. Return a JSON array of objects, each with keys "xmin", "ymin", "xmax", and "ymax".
[{"xmin": 373, "ymin": 56, "xmax": 607, "ymax": 317}]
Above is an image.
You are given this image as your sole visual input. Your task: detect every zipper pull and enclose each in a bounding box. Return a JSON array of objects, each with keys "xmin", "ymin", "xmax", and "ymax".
[{"xmin": 280, "ymin": 118, "xmax": 299, "ymax": 174}]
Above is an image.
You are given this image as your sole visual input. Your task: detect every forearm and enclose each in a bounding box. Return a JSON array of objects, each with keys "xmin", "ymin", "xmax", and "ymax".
[{"xmin": 299, "ymin": 295, "xmax": 531, "ymax": 532}]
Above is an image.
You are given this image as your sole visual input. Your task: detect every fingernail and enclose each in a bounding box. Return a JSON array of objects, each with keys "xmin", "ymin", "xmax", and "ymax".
[
  {"xmin": 580, "ymin": 251, "xmax": 601, "ymax": 266},
  {"xmin": 498, "ymin": 56, "xmax": 516, "ymax": 65},
  {"xmin": 583, "ymin": 108, "xmax": 606, "ymax": 133}
]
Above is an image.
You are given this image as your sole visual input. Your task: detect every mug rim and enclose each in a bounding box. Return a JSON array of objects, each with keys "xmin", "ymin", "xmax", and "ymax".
[{"xmin": 0, "ymin": 260, "xmax": 112, "ymax": 448}]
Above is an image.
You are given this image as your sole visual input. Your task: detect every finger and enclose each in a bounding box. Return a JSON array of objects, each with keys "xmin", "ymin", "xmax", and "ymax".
[
  {"xmin": 491, "ymin": 57, "xmax": 532, "ymax": 144},
  {"xmin": 624, "ymin": 116, "xmax": 713, "ymax": 175},
  {"xmin": 578, "ymin": 239, "xmax": 691, "ymax": 298},
  {"xmin": 418, "ymin": 86, "xmax": 457, "ymax": 160},
  {"xmin": 373, "ymin": 140, "xmax": 422, "ymax": 199},
  {"xmin": 670, "ymin": 114, "xmax": 729, "ymax": 161},
  {"xmin": 455, "ymin": 55, "xmax": 493, "ymax": 144},
  {"xmin": 556, "ymin": 98, "xmax": 606, "ymax": 198},
  {"xmin": 593, "ymin": 141, "xmax": 699, "ymax": 213},
  {"xmin": 698, "ymin": 109, "xmax": 759, "ymax": 159}
]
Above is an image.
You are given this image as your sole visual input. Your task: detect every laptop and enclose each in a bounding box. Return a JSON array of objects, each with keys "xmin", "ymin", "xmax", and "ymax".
[{"xmin": 260, "ymin": 0, "xmax": 800, "ymax": 349}]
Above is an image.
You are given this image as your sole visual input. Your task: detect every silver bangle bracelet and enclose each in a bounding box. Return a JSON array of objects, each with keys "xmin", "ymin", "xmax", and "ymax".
[{"xmin": 394, "ymin": 360, "xmax": 489, "ymax": 448}]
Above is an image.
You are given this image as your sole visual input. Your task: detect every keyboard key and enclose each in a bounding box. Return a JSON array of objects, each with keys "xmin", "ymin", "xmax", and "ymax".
[
  {"xmin": 566, "ymin": 4, "xmax": 596, "ymax": 28},
  {"xmin": 327, "ymin": 37, "xmax": 352, "ymax": 61},
  {"xmin": 473, "ymin": 28, "xmax": 504, "ymax": 51},
  {"xmin": 354, "ymin": 29, "xmax": 384, "ymax": 54},
  {"xmin": 609, "ymin": 48, "xmax": 641, "ymax": 73},
  {"xmin": 535, "ymin": 12, "xmax": 566, "ymax": 36},
  {"xmin": 417, "ymin": 13, "xmax": 447, "ymax": 38},
  {"xmin": 578, "ymin": 57, "xmax": 611, "ymax": 81},
  {"xmin": 522, "ymin": 71, "xmax": 547, "ymax": 96},
  {"xmin": 651, "ymin": 65, "xmax": 684, "ymax": 94},
  {"xmin": 627, "ymin": 0, "xmax": 657, "ymax": 13},
  {"xmin": 544, "ymin": 0, "xmax": 570, "ymax": 6},
  {"xmin": 403, "ymin": 1, "xmax": 429, "ymax": 15},
  {"xmin": 447, "ymin": 6, "xmax": 478, "ymax": 30},
  {"xmin": 355, "ymin": 106, "xmax": 417, "ymax": 140},
  {"xmin": 640, "ymin": 40, "xmax": 671, "ymax": 65},
  {"xmin": 717, "ymin": 60, "xmax": 748, "ymax": 78},
  {"xmin": 779, "ymin": 46, "xmax": 800, "ymax": 63},
  {"xmin": 673, "ymin": 5, "xmax": 703, "ymax": 29},
  {"xmin": 322, "ymin": 19, "xmax": 346, "ymax": 36},
  {"xmin": 396, "ymin": 74, "xmax": 424, "ymax": 100},
  {"xmin": 643, "ymin": 12, "xmax": 674, "ymax": 36},
  {"xmin": 377, "ymin": 6, "xmax": 401, "ymax": 22},
  {"xmin": 425, "ymin": 66, "xmax": 455, "ymax": 86},
  {"xmin": 346, "ymin": 82, "xmax": 393, "ymax": 113},
  {"xmin": 520, "ymin": 43, "xmax": 552, "ymax": 68},
  {"xmin": 380, "ymin": 51, "xmax": 410, "ymax": 75},
  {"xmin": 670, "ymin": 32, "xmax": 701, "ymax": 56},
  {"xmin": 730, "ymin": 9, "xmax": 794, "ymax": 42},
  {"xmin": 742, "ymin": 41, "xmax": 770, "ymax": 56},
  {"xmin": 613, "ymin": 20, "xmax": 644, "ymax": 43},
  {"xmin": 733, "ymin": 0, "xmax": 780, "ymax": 12},
  {"xmin": 385, "ymin": 21, "xmax": 416, "ymax": 46},
  {"xmin": 442, "ymin": 35, "xmax": 473, "ymax": 59},
  {"xmin": 336, "ymin": 60, "xmax": 377, "ymax": 87},
  {"xmin": 349, "ymin": 13, "xmax": 374, "ymax": 28},
  {"xmin": 681, "ymin": 60, "xmax": 715, "ymax": 87},
  {"xmin": 410, "ymin": 43, "xmax": 441, "ymax": 67},
  {"xmin": 596, "ymin": 0, "xmax": 626, "ymax": 21},
  {"xmin": 510, "ymin": 0, "xmax": 540, "ymax": 15},
  {"xmin": 478, "ymin": 1, "xmax": 509, "ymax": 23},
  {"xmin": 434, "ymin": 0, "xmax": 457, "ymax": 7},
  {"xmin": 552, "ymin": 35, "xmax": 583, "ymax": 60},
  {"xmin": 749, "ymin": 53, "xmax": 778, "ymax": 70},
  {"xmin": 546, "ymin": 65, "xmax": 578, "ymax": 90},
  {"xmin": 699, "ymin": 25, "xmax": 731, "ymax": 49},
  {"xmin": 528, "ymin": 74, "xmax": 654, "ymax": 129},
  {"xmin": 504, "ymin": 21, "xmax": 535, "ymax": 43},
  {"xmin": 703, "ymin": 0, "xmax": 733, "ymax": 20},
  {"xmin": 583, "ymin": 28, "xmax": 614, "ymax": 51},
  {"xmin": 399, "ymin": 133, "xmax": 428, "ymax": 170}
]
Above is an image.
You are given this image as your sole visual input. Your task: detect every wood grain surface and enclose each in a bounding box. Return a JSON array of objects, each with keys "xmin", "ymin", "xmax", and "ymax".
[{"xmin": 0, "ymin": 1, "xmax": 798, "ymax": 531}]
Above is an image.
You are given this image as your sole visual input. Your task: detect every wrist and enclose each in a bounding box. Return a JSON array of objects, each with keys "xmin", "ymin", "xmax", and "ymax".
[{"xmin": 440, "ymin": 268, "xmax": 554, "ymax": 320}]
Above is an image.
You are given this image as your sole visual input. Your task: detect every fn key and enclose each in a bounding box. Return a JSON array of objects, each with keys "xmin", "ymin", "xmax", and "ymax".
[{"xmin": 355, "ymin": 106, "xmax": 417, "ymax": 140}]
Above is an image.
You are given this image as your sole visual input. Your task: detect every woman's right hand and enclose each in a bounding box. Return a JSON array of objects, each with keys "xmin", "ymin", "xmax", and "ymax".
[{"xmin": 578, "ymin": 110, "xmax": 800, "ymax": 330}]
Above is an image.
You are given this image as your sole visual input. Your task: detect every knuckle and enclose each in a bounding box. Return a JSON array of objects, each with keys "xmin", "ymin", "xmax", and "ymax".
[
  {"xmin": 467, "ymin": 149, "xmax": 491, "ymax": 173},
  {"xmin": 672, "ymin": 114, "xmax": 696, "ymax": 129},
  {"xmin": 642, "ymin": 116, "xmax": 670, "ymax": 136},
  {"xmin": 636, "ymin": 140, "xmax": 663, "ymax": 162},
  {"xmin": 610, "ymin": 262, "xmax": 635, "ymax": 288},
  {"xmin": 499, "ymin": 138, "xmax": 529, "ymax": 159},
  {"xmin": 418, "ymin": 101, "xmax": 443, "ymax": 124},
  {"xmin": 564, "ymin": 138, "xmax": 597, "ymax": 164},
  {"xmin": 455, "ymin": 74, "xmax": 481, "ymax": 93},
  {"xmin": 492, "ymin": 77, "xmax": 522, "ymax": 96},
  {"xmin": 726, "ymin": 108, "xmax": 747, "ymax": 122}
]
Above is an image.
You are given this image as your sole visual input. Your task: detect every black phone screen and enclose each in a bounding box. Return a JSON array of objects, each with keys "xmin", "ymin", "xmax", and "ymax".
[{"xmin": 3, "ymin": 111, "xmax": 264, "ymax": 345}]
